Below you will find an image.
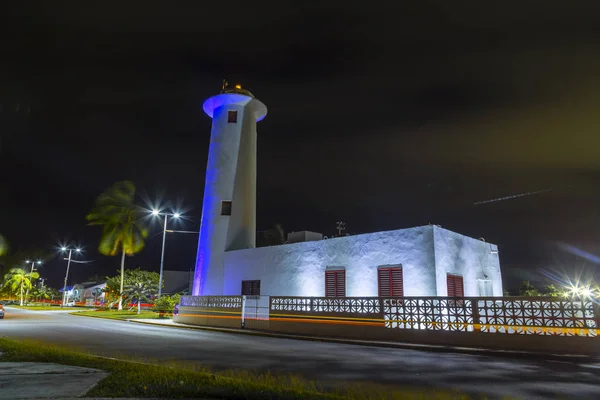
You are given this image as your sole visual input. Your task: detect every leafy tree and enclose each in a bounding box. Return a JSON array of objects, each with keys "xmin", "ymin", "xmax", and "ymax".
[
  {"xmin": 122, "ymin": 280, "xmax": 158, "ymax": 314},
  {"xmin": 3, "ymin": 268, "xmax": 40, "ymax": 305},
  {"xmin": 104, "ymin": 268, "xmax": 160, "ymax": 306},
  {"xmin": 518, "ymin": 280, "xmax": 540, "ymax": 296},
  {"xmin": 47, "ymin": 287, "xmax": 61, "ymax": 301},
  {"xmin": 32, "ymin": 285, "xmax": 57, "ymax": 302},
  {"xmin": 86, "ymin": 181, "xmax": 149, "ymax": 310},
  {"xmin": 542, "ymin": 284, "xmax": 561, "ymax": 297},
  {"xmin": 0, "ymin": 281, "xmax": 15, "ymax": 300}
]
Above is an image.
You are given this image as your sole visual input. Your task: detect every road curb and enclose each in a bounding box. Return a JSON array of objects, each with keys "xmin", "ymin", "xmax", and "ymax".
[{"xmin": 128, "ymin": 319, "xmax": 598, "ymax": 364}]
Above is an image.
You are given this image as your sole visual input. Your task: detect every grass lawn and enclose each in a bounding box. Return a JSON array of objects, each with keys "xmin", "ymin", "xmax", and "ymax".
[
  {"xmin": 72, "ymin": 310, "xmax": 163, "ymax": 320},
  {"xmin": 7, "ymin": 305, "xmax": 72, "ymax": 311},
  {"xmin": 0, "ymin": 338, "xmax": 481, "ymax": 399}
]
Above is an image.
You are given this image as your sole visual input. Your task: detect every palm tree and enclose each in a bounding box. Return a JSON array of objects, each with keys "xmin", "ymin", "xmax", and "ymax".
[
  {"xmin": 47, "ymin": 287, "xmax": 60, "ymax": 302},
  {"xmin": 3, "ymin": 268, "xmax": 40, "ymax": 306},
  {"xmin": 34, "ymin": 285, "xmax": 52, "ymax": 302},
  {"xmin": 0, "ymin": 233, "xmax": 7, "ymax": 256},
  {"xmin": 122, "ymin": 280, "xmax": 157, "ymax": 314},
  {"xmin": 86, "ymin": 181, "xmax": 148, "ymax": 310}
]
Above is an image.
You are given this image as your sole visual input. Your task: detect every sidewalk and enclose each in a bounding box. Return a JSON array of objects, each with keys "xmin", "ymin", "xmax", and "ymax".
[
  {"xmin": 0, "ymin": 351, "xmax": 109, "ymax": 400},
  {"xmin": 128, "ymin": 318, "xmax": 599, "ymax": 363},
  {"xmin": 0, "ymin": 350, "xmax": 213, "ymax": 400}
]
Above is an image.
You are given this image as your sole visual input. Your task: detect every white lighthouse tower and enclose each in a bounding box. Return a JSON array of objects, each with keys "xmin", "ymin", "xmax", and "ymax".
[{"xmin": 192, "ymin": 83, "xmax": 267, "ymax": 295}]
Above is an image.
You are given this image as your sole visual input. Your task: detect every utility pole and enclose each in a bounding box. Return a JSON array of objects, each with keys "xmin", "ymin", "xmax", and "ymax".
[
  {"xmin": 336, "ymin": 221, "xmax": 346, "ymax": 237},
  {"xmin": 60, "ymin": 247, "xmax": 92, "ymax": 307}
]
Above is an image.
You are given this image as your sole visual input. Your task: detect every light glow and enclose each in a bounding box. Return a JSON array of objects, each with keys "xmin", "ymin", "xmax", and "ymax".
[
  {"xmin": 75, "ymin": 248, "xmax": 81, "ymax": 252},
  {"xmin": 564, "ymin": 283, "xmax": 595, "ymax": 298},
  {"xmin": 173, "ymin": 212, "xmax": 181, "ymax": 218},
  {"xmin": 61, "ymin": 247, "xmax": 67, "ymax": 251},
  {"xmin": 152, "ymin": 209, "xmax": 160, "ymax": 216}
]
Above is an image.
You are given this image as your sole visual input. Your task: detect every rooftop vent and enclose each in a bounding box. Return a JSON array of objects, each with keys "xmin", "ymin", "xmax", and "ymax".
[{"xmin": 287, "ymin": 231, "xmax": 323, "ymax": 244}]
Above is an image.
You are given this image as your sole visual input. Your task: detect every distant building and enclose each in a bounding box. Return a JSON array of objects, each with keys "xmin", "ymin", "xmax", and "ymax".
[
  {"xmin": 59, "ymin": 284, "xmax": 84, "ymax": 302},
  {"xmin": 82, "ymin": 283, "xmax": 107, "ymax": 301},
  {"xmin": 192, "ymin": 86, "xmax": 502, "ymax": 298},
  {"xmin": 162, "ymin": 270, "xmax": 193, "ymax": 295}
]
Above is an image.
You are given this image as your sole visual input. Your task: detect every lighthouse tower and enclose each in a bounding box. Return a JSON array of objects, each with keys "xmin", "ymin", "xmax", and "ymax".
[{"xmin": 192, "ymin": 84, "xmax": 267, "ymax": 296}]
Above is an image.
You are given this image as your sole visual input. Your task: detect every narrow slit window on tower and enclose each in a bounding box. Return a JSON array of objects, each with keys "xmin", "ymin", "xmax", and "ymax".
[
  {"xmin": 221, "ymin": 200, "xmax": 232, "ymax": 216},
  {"xmin": 227, "ymin": 110, "xmax": 238, "ymax": 123}
]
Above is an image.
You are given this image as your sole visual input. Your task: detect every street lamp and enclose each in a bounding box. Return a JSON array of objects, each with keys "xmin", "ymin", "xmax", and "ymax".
[
  {"xmin": 25, "ymin": 260, "xmax": 42, "ymax": 275},
  {"xmin": 151, "ymin": 209, "xmax": 182, "ymax": 298},
  {"xmin": 25, "ymin": 260, "xmax": 42, "ymax": 303},
  {"xmin": 60, "ymin": 247, "xmax": 82, "ymax": 307}
]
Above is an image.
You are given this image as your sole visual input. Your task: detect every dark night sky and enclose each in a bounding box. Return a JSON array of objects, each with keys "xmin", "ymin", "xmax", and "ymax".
[{"xmin": 2, "ymin": 2, "xmax": 600, "ymax": 291}]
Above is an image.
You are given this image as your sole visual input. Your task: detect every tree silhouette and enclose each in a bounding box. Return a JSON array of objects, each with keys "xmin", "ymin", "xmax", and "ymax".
[{"xmin": 518, "ymin": 280, "xmax": 540, "ymax": 296}]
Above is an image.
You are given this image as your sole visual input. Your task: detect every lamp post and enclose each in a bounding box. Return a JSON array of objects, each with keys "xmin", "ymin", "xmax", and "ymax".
[
  {"xmin": 151, "ymin": 209, "xmax": 181, "ymax": 298},
  {"xmin": 61, "ymin": 247, "xmax": 80, "ymax": 307},
  {"xmin": 24, "ymin": 260, "xmax": 42, "ymax": 304}
]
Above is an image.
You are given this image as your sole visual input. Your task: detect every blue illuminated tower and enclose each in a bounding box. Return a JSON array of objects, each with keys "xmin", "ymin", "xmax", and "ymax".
[{"xmin": 192, "ymin": 84, "xmax": 267, "ymax": 295}]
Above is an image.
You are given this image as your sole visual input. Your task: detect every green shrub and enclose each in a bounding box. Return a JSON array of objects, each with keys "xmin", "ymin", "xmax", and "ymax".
[{"xmin": 152, "ymin": 294, "xmax": 180, "ymax": 314}]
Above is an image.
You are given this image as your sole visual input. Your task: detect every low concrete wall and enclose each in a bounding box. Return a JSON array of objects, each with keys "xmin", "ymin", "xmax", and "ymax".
[
  {"xmin": 176, "ymin": 306, "xmax": 241, "ymax": 329},
  {"xmin": 175, "ymin": 295, "xmax": 600, "ymax": 356},
  {"xmin": 266, "ymin": 319, "xmax": 600, "ymax": 355}
]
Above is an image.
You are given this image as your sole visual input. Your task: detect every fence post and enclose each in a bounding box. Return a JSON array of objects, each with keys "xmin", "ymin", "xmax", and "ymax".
[
  {"xmin": 471, "ymin": 298, "xmax": 481, "ymax": 332},
  {"xmin": 241, "ymin": 295, "xmax": 246, "ymax": 329},
  {"xmin": 309, "ymin": 297, "xmax": 313, "ymax": 313},
  {"xmin": 594, "ymin": 302, "xmax": 600, "ymax": 338}
]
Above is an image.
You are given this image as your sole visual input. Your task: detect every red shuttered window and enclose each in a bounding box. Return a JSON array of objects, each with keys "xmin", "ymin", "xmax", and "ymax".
[
  {"xmin": 325, "ymin": 270, "xmax": 346, "ymax": 297},
  {"xmin": 447, "ymin": 274, "xmax": 464, "ymax": 297},
  {"xmin": 378, "ymin": 266, "xmax": 403, "ymax": 297}
]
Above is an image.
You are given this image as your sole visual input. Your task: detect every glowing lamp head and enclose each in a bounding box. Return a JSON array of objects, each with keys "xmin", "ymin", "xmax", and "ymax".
[
  {"xmin": 568, "ymin": 285, "xmax": 579, "ymax": 296},
  {"xmin": 151, "ymin": 209, "xmax": 160, "ymax": 216},
  {"xmin": 61, "ymin": 247, "xmax": 67, "ymax": 251},
  {"xmin": 173, "ymin": 212, "xmax": 181, "ymax": 218},
  {"xmin": 235, "ymin": 84, "xmax": 242, "ymax": 89},
  {"xmin": 580, "ymin": 287, "xmax": 592, "ymax": 297},
  {"xmin": 75, "ymin": 248, "xmax": 81, "ymax": 253},
  {"xmin": 36, "ymin": 261, "xmax": 42, "ymax": 265},
  {"xmin": 25, "ymin": 260, "xmax": 30, "ymax": 264}
]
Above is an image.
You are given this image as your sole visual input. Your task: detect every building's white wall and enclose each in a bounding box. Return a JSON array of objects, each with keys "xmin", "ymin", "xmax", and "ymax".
[
  {"xmin": 223, "ymin": 226, "xmax": 436, "ymax": 297},
  {"xmin": 432, "ymin": 226, "xmax": 502, "ymax": 296}
]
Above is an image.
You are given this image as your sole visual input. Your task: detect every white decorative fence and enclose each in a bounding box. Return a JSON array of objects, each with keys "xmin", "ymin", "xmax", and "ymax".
[
  {"xmin": 180, "ymin": 295, "xmax": 242, "ymax": 308},
  {"xmin": 269, "ymin": 296, "xmax": 598, "ymax": 337},
  {"xmin": 178, "ymin": 295, "xmax": 599, "ymax": 337}
]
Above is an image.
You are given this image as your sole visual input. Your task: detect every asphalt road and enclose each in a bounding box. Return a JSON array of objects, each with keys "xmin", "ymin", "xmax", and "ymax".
[{"xmin": 2, "ymin": 307, "xmax": 600, "ymax": 399}]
